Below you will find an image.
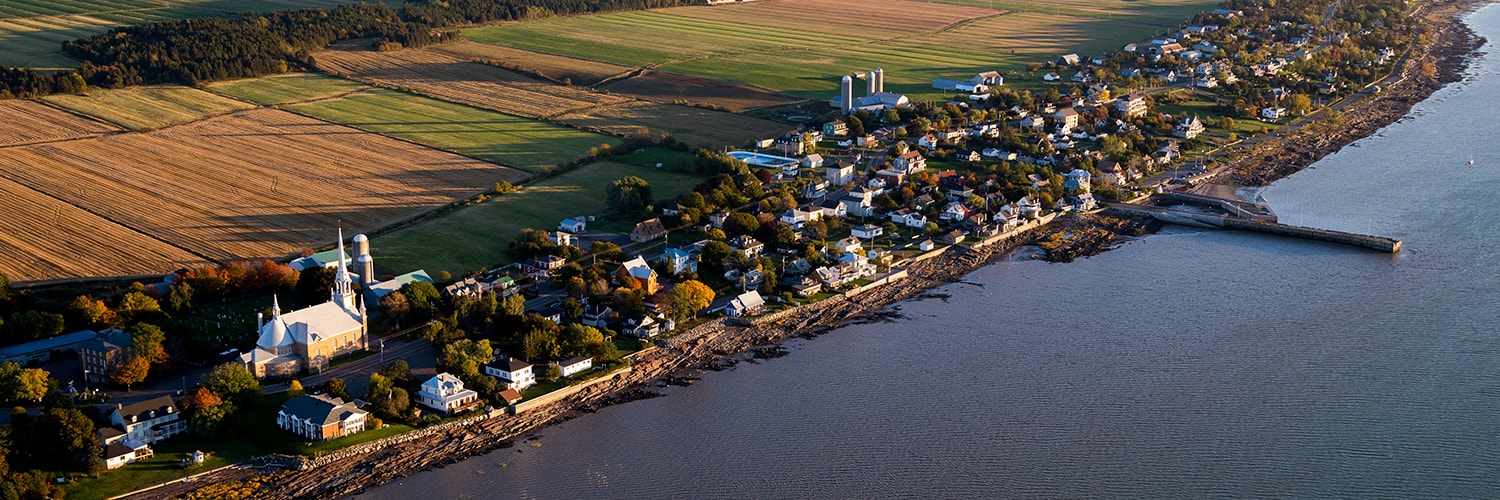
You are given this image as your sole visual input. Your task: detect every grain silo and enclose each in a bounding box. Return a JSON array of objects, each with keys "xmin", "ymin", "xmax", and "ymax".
[
  {"xmin": 873, "ymin": 68, "xmax": 885, "ymax": 94},
  {"xmin": 841, "ymin": 75, "xmax": 854, "ymax": 113}
]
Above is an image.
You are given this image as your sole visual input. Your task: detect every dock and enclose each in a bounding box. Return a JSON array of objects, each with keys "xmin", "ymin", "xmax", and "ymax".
[{"xmin": 1105, "ymin": 195, "xmax": 1401, "ymax": 253}]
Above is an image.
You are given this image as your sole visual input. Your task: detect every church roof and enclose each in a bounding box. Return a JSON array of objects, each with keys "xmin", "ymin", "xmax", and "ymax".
[{"xmin": 257, "ymin": 301, "xmax": 362, "ymax": 350}]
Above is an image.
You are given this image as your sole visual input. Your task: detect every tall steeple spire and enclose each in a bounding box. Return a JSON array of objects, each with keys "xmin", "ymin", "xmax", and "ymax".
[
  {"xmin": 333, "ymin": 226, "xmax": 355, "ymax": 308},
  {"xmin": 272, "ymin": 294, "xmax": 281, "ymax": 317}
]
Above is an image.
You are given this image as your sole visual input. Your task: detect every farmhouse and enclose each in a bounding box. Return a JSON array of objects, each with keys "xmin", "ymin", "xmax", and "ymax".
[
  {"xmin": 107, "ymin": 396, "xmax": 185, "ymax": 447},
  {"xmin": 417, "ymin": 373, "xmax": 482, "ymax": 414},
  {"xmin": 278, "ymin": 394, "xmax": 368, "ymax": 441},
  {"xmin": 630, "ymin": 218, "xmax": 667, "ymax": 242},
  {"xmin": 242, "ymin": 231, "xmax": 367, "ymax": 379}
]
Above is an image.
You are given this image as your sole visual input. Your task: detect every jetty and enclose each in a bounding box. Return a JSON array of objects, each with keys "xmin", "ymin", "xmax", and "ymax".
[{"xmin": 1106, "ymin": 194, "xmax": 1402, "ymax": 253}]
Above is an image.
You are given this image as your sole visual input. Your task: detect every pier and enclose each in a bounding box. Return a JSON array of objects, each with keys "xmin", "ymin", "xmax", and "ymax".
[{"xmin": 1105, "ymin": 196, "xmax": 1401, "ymax": 253}]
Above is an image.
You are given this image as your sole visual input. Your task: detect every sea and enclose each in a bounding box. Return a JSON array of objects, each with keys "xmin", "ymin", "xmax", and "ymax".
[{"xmin": 355, "ymin": 5, "xmax": 1500, "ymax": 498}]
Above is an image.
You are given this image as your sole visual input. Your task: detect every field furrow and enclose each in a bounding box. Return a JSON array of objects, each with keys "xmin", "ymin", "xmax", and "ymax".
[{"xmin": 0, "ymin": 100, "xmax": 118, "ymax": 147}]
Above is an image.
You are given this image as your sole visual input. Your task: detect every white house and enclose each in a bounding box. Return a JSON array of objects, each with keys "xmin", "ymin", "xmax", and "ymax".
[
  {"xmin": 834, "ymin": 236, "xmax": 863, "ymax": 254},
  {"xmin": 892, "ymin": 150, "xmax": 927, "ymax": 174},
  {"xmin": 550, "ymin": 231, "xmax": 575, "ymax": 248},
  {"xmin": 918, "ymin": 240, "xmax": 936, "ymax": 251},
  {"xmin": 889, "ymin": 209, "xmax": 928, "ymax": 228},
  {"xmin": 801, "ymin": 153, "xmax": 824, "ymax": 168},
  {"xmin": 1261, "ymin": 107, "xmax": 1287, "ymax": 120},
  {"xmin": 623, "ymin": 314, "xmax": 675, "ymax": 337},
  {"xmin": 108, "ymin": 396, "xmax": 185, "ymax": 447},
  {"xmin": 1174, "ymin": 115, "xmax": 1205, "ymax": 139},
  {"xmin": 558, "ymin": 357, "xmax": 593, "ymax": 378},
  {"xmin": 417, "ymin": 373, "xmax": 481, "ymax": 414},
  {"xmin": 825, "ymin": 161, "xmax": 855, "ymax": 186},
  {"xmin": 558, "ymin": 217, "xmax": 587, "ymax": 233},
  {"xmin": 661, "ymin": 247, "xmax": 698, "ymax": 275},
  {"xmin": 725, "ymin": 290, "xmax": 766, "ymax": 317},
  {"xmin": 941, "ymin": 202, "xmax": 971, "ymax": 221},
  {"xmin": 484, "ymin": 358, "xmax": 536, "ymax": 390},
  {"xmin": 851, "ymin": 224, "xmax": 883, "ymax": 240}
]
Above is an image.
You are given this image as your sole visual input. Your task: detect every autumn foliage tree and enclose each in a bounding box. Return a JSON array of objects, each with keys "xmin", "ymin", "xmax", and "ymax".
[
  {"xmin": 107, "ymin": 355, "xmax": 149, "ymax": 390},
  {"xmin": 669, "ymin": 280, "xmax": 715, "ymax": 321}
]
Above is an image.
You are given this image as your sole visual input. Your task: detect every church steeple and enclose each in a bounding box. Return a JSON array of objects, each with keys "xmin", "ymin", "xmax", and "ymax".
[{"xmin": 333, "ymin": 227, "xmax": 355, "ymax": 308}]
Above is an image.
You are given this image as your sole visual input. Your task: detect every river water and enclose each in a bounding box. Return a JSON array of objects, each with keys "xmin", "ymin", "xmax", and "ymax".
[{"xmin": 357, "ymin": 6, "xmax": 1500, "ymax": 498}]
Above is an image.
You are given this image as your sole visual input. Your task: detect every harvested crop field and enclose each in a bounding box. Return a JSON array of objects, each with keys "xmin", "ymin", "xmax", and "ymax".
[
  {"xmin": 556, "ymin": 101, "xmax": 789, "ymax": 149},
  {"xmin": 0, "ymin": 176, "xmax": 207, "ymax": 282},
  {"xmin": 0, "ymin": 108, "xmax": 523, "ymax": 278},
  {"xmin": 315, "ymin": 45, "xmax": 629, "ymax": 119},
  {"xmin": 916, "ymin": 0, "xmax": 1217, "ymax": 22},
  {"xmin": 0, "ymin": 100, "xmax": 117, "ymax": 147},
  {"xmin": 599, "ymin": 70, "xmax": 803, "ymax": 112},
  {"xmin": 206, "ymin": 73, "xmax": 369, "ymax": 105},
  {"xmin": 428, "ymin": 41, "xmax": 628, "ymax": 86},
  {"xmin": 658, "ymin": 0, "xmax": 999, "ymax": 36},
  {"xmin": 41, "ymin": 85, "xmax": 254, "ymax": 130}
]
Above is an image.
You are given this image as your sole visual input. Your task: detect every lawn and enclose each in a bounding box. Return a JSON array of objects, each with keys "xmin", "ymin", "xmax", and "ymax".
[
  {"xmin": 373, "ymin": 160, "xmax": 705, "ymax": 276},
  {"xmin": 0, "ymin": 0, "xmax": 397, "ymax": 69},
  {"xmin": 461, "ymin": 1, "xmax": 1210, "ymax": 100},
  {"xmin": 285, "ymin": 88, "xmax": 619, "ymax": 172},
  {"xmin": 206, "ymin": 73, "xmax": 370, "ymax": 105},
  {"xmin": 40, "ymin": 85, "xmax": 254, "ymax": 130}
]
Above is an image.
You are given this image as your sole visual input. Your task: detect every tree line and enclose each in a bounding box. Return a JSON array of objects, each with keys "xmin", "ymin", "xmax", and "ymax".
[{"xmin": 1, "ymin": 0, "xmax": 694, "ymax": 99}]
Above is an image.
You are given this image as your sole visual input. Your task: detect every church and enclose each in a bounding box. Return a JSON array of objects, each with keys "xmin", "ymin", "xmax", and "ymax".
[{"xmin": 241, "ymin": 230, "xmax": 369, "ymax": 378}]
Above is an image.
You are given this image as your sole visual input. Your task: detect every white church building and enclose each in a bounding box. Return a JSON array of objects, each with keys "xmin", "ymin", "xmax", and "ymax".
[{"xmin": 241, "ymin": 230, "xmax": 369, "ymax": 378}]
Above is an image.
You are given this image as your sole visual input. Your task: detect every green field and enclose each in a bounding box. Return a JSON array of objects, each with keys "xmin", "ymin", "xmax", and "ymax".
[
  {"xmin": 40, "ymin": 85, "xmax": 254, "ymax": 130},
  {"xmin": 0, "ymin": 0, "xmax": 396, "ymax": 69},
  {"xmin": 914, "ymin": 0, "xmax": 1218, "ymax": 22},
  {"xmin": 461, "ymin": 4, "xmax": 1206, "ymax": 101},
  {"xmin": 285, "ymin": 88, "xmax": 619, "ymax": 173},
  {"xmin": 374, "ymin": 160, "xmax": 704, "ymax": 276},
  {"xmin": 206, "ymin": 72, "xmax": 369, "ymax": 105}
]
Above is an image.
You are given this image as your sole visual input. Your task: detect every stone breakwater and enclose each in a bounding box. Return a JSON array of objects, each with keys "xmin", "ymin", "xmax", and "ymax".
[{"xmin": 146, "ymin": 222, "xmax": 1058, "ymax": 500}]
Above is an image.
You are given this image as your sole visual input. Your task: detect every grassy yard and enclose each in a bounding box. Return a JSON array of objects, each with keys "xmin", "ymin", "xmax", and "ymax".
[
  {"xmin": 206, "ymin": 73, "xmax": 370, "ymax": 105},
  {"xmin": 40, "ymin": 85, "xmax": 254, "ymax": 130},
  {"xmin": 373, "ymin": 160, "xmax": 704, "ymax": 276},
  {"xmin": 285, "ymin": 88, "xmax": 619, "ymax": 172},
  {"xmin": 0, "ymin": 0, "xmax": 396, "ymax": 69}
]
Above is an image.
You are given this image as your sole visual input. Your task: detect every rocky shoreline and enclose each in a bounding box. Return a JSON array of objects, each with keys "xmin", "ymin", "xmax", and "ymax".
[{"xmin": 1202, "ymin": 0, "xmax": 1486, "ymax": 193}]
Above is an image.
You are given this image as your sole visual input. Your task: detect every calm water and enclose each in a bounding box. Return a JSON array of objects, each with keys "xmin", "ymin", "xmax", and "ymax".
[{"xmin": 358, "ymin": 7, "xmax": 1500, "ymax": 498}]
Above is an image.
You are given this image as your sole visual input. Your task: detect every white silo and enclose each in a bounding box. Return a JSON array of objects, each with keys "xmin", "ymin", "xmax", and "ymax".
[
  {"xmin": 866, "ymin": 71, "xmax": 876, "ymax": 96},
  {"xmin": 840, "ymin": 75, "xmax": 854, "ymax": 113},
  {"xmin": 352, "ymin": 233, "xmax": 374, "ymax": 288},
  {"xmin": 874, "ymin": 68, "xmax": 885, "ymax": 94}
]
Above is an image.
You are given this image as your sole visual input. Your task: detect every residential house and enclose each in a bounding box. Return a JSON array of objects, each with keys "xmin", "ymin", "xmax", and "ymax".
[
  {"xmin": 1155, "ymin": 141, "xmax": 1182, "ymax": 162},
  {"xmin": 1116, "ymin": 94, "xmax": 1149, "ymax": 118},
  {"xmin": 582, "ymin": 304, "xmax": 615, "ymax": 328},
  {"xmin": 918, "ymin": 240, "xmax": 936, "ymax": 251},
  {"xmin": 661, "ymin": 247, "xmax": 698, "ymax": 275},
  {"xmin": 889, "ymin": 209, "xmax": 928, "ymax": 228},
  {"xmin": 729, "ymin": 235, "xmax": 765, "ymax": 258},
  {"xmin": 498, "ymin": 389, "xmax": 523, "ymax": 406},
  {"xmin": 972, "ymin": 71, "xmax": 1003, "ymax": 86},
  {"xmin": 549, "ymin": 231, "xmax": 575, "ymax": 248},
  {"xmin": 1174, "ymin": 116, "xmax": 1205, "ymax": 139},
  {"xmin": 823, "ymin": 120, "xmax": 848, "ymax": 137},
  {"xmin": 623, "ymin": 314, "xmax": 675, "ymax": 337},
  {"xmin": 938, "ymin": 230, "xmax": 966, "ymax": 245},
  {"xmin": 1021, "ymin": 115, "xmax": 1046, "ymax": 130},
  {"xmin": 484, "ymin": 358, "xmax": 536, "ymax": 390},
  {"xmin": 1017, "ymin": 195, "xmax": 1043, "ymax": 218},
  {"xmin": 103, "ymin": 441, "xmax": 151, "ymax": 470},
  {"xmin": 725, "ymin": 290, "xmax": 767, "ymax": 317},
  {"xmin": 817, "ymin": 198, "xmax": 849, "ymax": 219},
  {"xmin": 615, "ymin": 256, "xmax": 660, "ymax": 295},
  {"xmin": 956, "ymin": 150, "xmax": 981, "ymax": 163},
  {"xmin": 416, "ymin": 373, "xmax": 481, "ymax": 415},
  {"xmin": 1097, "ymin": 160, "xmax": 1129, "ymax": 186},
  {"xmin": 630, "ymin": 218, "xmax": 667, "ymax": 243},
  {"xmin": 1062, "ymin": 169, "xmax": 1093, "ymax": 192},
  {"xmin": 791, "ymin": 280, "xmax": 823, "ymax": 298},
  {"xmin": 1028, "ymin": 174, "xmax": 1051, "ymax": 190},
  {"xmin": 1052, "ymin": 107, "xmax": 1080, "ymax": 130},
  {"xmin": 773, "ymin": 135, "xmax": 805, "ymax": 156},
  {"xmin": 558, "ymin": 357, "xmax": 594, "ymax": 378},
  {"xmin": 108, "ymin": 396, "xmax": 185, "ymax": 447},
  {"xmin": 852, "ymin": 224, "xmax": 883, "ymax": 240},
  {"xmin": 874, "ymin": 169, "xmax": 907, "ymax": 187},
  {"xmin": 825, "ymin": 160, "xmax": 856, "ymax": 185},
  {"xmin": 843, "ymin": 186, "xmax": 878, "ymax": 217},
  {"xmin": 558, "ymin": 217, "xmax": 587, "ymax": 233},
  {"xmin": 780, "ymin": 208, "xmax": 820, "ymax": 230},
  {"xmin": 941, "ymin": 202, "xmax": 971, "ymax": 222},
  {"xmin": 277, "ymin": 394, "xmax": 367, "ymax": 441},
  {"xmin": 834, "ymin": 236, "xmax": 863, "ymax": 254},
  {"xmin": 892, "ymin": 150, "xmax": 927, "ymax": 174},
  {"xmin": 800, "ymin": 153, "xmax": 824, "ymax": 168},
  {"xmin": 1261, "ymin": 107, "xmax": 1287, "ymax": 120}
]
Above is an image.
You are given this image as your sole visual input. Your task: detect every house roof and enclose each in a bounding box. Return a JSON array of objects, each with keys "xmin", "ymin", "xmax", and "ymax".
[
  {"xmin": 367, "ymin": 270, "xmax": 433, "ymax": 303},
  {"xmin": 499, "ymin": 389, "xmax": 523, "ymax": 403},
  {"xmin": 620, "ymin": 256, "xmax": 656, "ymax": 281},
  {"xmin": 422, "ymin": 373, "xmax": 469, "ymax": 397},
  {"xmin": 489, "ymin": 358, "xmax": 532, "ymax": 373},
  {"xmin": 632, "ymin": 218, "xmax": 667, "ymax": 238},
  {"xmin": 559, "ymin": 356, "xmax": 592, "ymax": 368},
  {"xmin": 114, "ymin": 395, "xmax": 179, "ymax": 424},
  {"xmin": 105, "ymin": 442, "xmax": 136, "ymax": 461},
  {"xmin": 281, "ymin": 394, "xmax": 366, "ymax": 426},
  {"xmin": 4, "ymin": 329, "xmax": 107, "ymax": 358},
  {"xmin": 729, "ymin": 290, "xmax": 765, "ymax": 312}
]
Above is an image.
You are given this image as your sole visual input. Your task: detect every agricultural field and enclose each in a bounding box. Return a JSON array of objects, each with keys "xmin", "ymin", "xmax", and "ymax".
[
  {"xmin": 285, "ymin": 88, "xmax": 621, "ymax": 173},
  {"xmin": 40, "ymin": 85, "xmax": 254, "ymax": 130},
  {"xmin": 206, "ymin": 73, "xmax": 369, "ymax": 105},
  {"xmin": 0, "ymin": 175, "xmax": 208, "ymax": 282},
  {"xmin": 914, "ymin": 0, "xmax": 1219, "ymax": 22},
  {"xmin": 461, "ymin": 0, "xmax": 1214, "ymax": 100},
  {"xmin": 555, "ymin": 101, "xmax": 790, "ymax": 148},
  {"xmin": 313, "ymin": 44, "xmax": 791, "ymax": 147},
  {"xmin": 0, "ymin": 108, "xmax": 522, "ymax": 278},
  {"xmin": 428, "ymin": 41, "xmax": 629, "ymax": 87},
  {"xmin": 314, "ymin": 45, "xmax": 631, "ymax": 119},
  {"xmin": 598, "ymin": 70, "xmax": 803, "ymax": 112},
  {"xmin": 0, "ymin": 100, "xmax": 117, "ymax": 147},
  {"xmin": 374, "ymin": 161, "xmax": 705, "ymax": 276},
  {"xmin": 0, "ymin": 0, "xmax": 394, "ymax": 69}
]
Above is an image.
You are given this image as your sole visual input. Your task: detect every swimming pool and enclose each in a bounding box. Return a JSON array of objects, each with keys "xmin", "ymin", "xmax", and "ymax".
[{"xmin": 728, "ymin": 151, "xmax": 800, "ymax": 169}]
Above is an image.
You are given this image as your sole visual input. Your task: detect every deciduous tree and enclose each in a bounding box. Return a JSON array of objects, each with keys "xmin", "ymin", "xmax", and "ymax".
[
  {"xmin": 107, "ymin": 355, "xmax": 149, "ymax": 390},
  {"xmin": 669, "ymin": 280, "xmax": 715, "ymax": 321},
  {"xmin": 202, "ymin": 362, "xmax": 260, "ymax": 400}
]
